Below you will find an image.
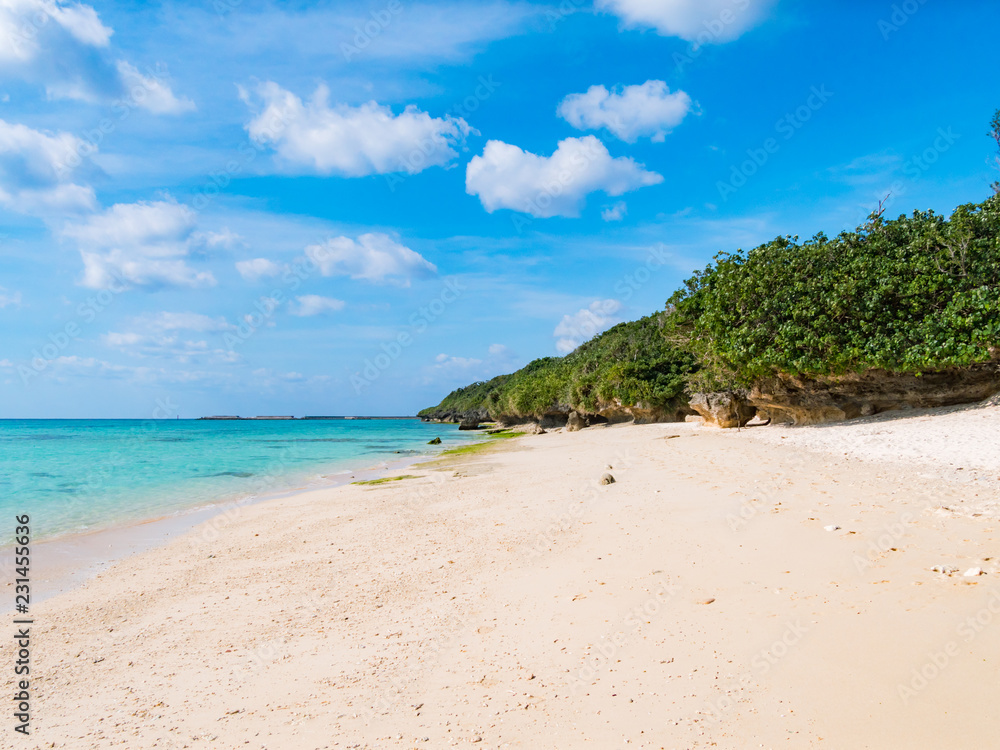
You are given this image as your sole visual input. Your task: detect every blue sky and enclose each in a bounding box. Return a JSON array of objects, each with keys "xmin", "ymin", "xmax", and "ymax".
[{"xmin": 0, "ymin": 0, "xmax": 997, "ymax": 418}]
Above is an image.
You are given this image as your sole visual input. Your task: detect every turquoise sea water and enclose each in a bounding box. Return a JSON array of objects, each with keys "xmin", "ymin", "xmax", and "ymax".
[{"xmin": 0, "ymin": 419, "xmax": 474, "ymax": 543}]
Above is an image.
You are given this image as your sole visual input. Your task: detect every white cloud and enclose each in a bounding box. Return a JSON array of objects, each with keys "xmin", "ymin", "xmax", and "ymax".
[
  {"xmin": 304, "ymin": 232, "xmax": 437, "ymax": 285},
  {"xmin": 597, "ymin": 0, "xmax": 775, "ymax": 42},
  {"xmin": 424, "ymin": 342, "xmax": 519, "ymax": 384},
  {"xmin": 115, "ymin": 60, "xmax": 195, "ymax": 114},
  {"xmin": 0, "ymin": 0, "xmax": 112, "ymax": 67},
  {"xmin": 236, "ymin": 257, "xmax": 283, "ymax": 281},
  {"xmin": 197, "ymin": 228, "xmax": 242, "ymax": 249},
  {"xmin": 62, "ymin": 199, "xmax": 217, "ymax": 290},
  {"xmin": 558, "ymin": 81, "xmax": 692, "ymax": 142},
  {"xmin": 0, "ymin": 286, "xmax": 22, "ymax": 307},
  {"xmin": 434, "ymin": 353, "xmax": 482, "ymax": 367},
  {"xmin": 466, "ymin": 136, "xmax": 663, "ymax": 218},
  {"xmin": 601, "ymin": 201, "xmax": 627, "ymax": 221},
  {"xmin": 136, "ymin": 311, "xmax": 233, "ymax": 333},
  {"xmin": 0, "ymin": 118, "xmax": 96, "ymax": 214},
  {"xmin": 102, "ymin": 331, "xmax": 142, "ymax": 346},
  {"xmin": 554, "ymin": 299, "xmax": 624, "ymax": 354},
  {"xmin": 242, "ymin": 81, "xmax": 472, "ymax": 177},
  {"xmin": 0, "ymin": 1, "xmax": 190, "ymax": 111},
  {"xmin": 291, "ymin": 294, "xmax": 346, "ymax": 317},
  {"xmin": 249, "ymin": 367, "xmax": 314, "ymax": 387},
  {"xmin": 101, "ymin": 316, "xmax": 239, "ymax": 363}
]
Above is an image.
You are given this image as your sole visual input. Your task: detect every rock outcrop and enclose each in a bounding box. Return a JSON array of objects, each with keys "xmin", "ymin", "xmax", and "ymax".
[
  {"xmin": 748, "ymin": 364, "xmax": 1000, "ymax": 425},
  {"xmin": 420, "ymin": 363, "xmax": 1000, "ymax": 431},
  {"xmin": 689, "ymin": 391, "xmax": 757, "ymax": 428}
]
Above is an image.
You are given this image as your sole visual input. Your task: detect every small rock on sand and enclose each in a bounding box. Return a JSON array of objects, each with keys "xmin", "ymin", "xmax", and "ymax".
[
  {"xmin": 932, "ymin": 565, "xmax": 960, "ymax": 575},
  {"xmin": 963, "ymin": 567, "xmax": 984, "ymax": 577},
  {"xmin": 600, "ymin": 473, "xmax": 615, "ymax": 485},
  {"xmin": 823, "ymin": 525, "xmax": 841, "ymax": 532}
]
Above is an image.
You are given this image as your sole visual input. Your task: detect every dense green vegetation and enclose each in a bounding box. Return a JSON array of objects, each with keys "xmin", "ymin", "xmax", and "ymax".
[
  {"xmin": 421, "ymin": 195, "xmax": 1000, "ymax": 419},
  {"xmin": 419, "ymin": 315, "xmax": 696, "ymax": 419},
  {"xmin": 991, "ymin": 108, "xmax": 1000, "ymax": 194},
  {"xmin": 669, "ymin": 197, "xmax": 1000, "ymax": 390}
]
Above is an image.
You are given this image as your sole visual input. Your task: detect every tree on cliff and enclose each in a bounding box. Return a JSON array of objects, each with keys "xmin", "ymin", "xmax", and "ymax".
[{"xmin": 991, "ymin": 108, "xmax": 1000, "ymax": 194}]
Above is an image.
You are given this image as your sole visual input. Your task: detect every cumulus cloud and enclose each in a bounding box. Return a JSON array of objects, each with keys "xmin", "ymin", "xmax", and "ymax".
[
  {"xmin": 465, "ymin": 135, "xmax": 662, "ymax": 218},
  {"xmin": 0, "ymin": 286, "xmax": 22, "ymax": 308},
  {"xmin": 291, "ymin": 294, "xmax": 346, "ymax": 317},
  {"xmin": 425, "ymin": 342, "xmax": 518, "ymax": 384},
  {"xmin": 0, "ymin": 118, "xmax": 96, "ymax": 214},
  {"xmin": 115, "ymin": 61, "xmax": 194, "ymax": 114},
  {"xmin": 601, "ymin": 201, "xmax": 627, "ymax": 221},
  {"xmin": 242, "ymin": 81, "xmax": 472, "ymax": 177},
  {"xmin": 558, "ymin": 81, "xmax": 692, "ymax": 142},
  {"xmin": 304, "ymin": 232, "xmax": 437, "ymax": 285},
  {"xmin": 62, "ymin": 199, "xmax": 216, "ymax": 290},
  {"xmin": 0, "ymin": 0, "xmax": 190, "ymax": 111},
  {"xmin": 554, "ymin": 299, "xmax": 624, "ymax": 353},
  {"xmin": 596, "ymin": 0, "xmax": 775, "ymax": 42},
  {"xmin": 102, "ymin": 312, "xmax": 238, "ymax": 363},
  {"xmin": 0, "ymin": 0, "xmax": 112, "ymax": 67},
  {"xmin": 100, "ymin": 331, "xmax": 239, "ymax": 364},
  {"xmin": 135, "ymin": 311, "xmax": 233, "ymax": 333},
  {"xmin": 236, "ymin": 257, "xmax": 283, "ymax": 281}
]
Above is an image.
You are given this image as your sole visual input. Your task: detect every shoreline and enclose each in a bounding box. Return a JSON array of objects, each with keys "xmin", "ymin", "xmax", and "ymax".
[
  {"xmin": 2, "ymin": 451, "xmax": 448, "ymax": 607},
  {"xmin": 11, "ymin": 406, "xmax": 1000, "ymax": 747}
]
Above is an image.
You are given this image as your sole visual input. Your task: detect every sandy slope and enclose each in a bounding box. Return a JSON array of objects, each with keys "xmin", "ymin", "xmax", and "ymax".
[{"xmin": 8, "ymin": 404, "xmax": 1000, "ymax": 749}]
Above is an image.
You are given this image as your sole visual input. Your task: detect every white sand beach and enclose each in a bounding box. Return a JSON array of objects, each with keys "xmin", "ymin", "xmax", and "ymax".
[{"xmin": 9, "ymin": 402, "xmax": 1000, "ymax": 749}]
